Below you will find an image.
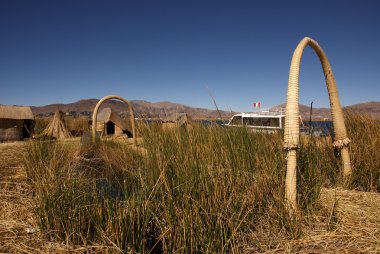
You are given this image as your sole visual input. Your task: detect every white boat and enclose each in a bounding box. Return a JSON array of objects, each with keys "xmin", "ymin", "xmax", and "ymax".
[{"xmin": 224, "ymin": 108, "xmax": 286, "ymax": 131}]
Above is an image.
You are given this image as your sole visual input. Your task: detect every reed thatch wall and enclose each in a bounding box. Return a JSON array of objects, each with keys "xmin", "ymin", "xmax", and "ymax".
[{"xmin": 0, "ymin": 105, "xmax": 34, "ymax": 141}]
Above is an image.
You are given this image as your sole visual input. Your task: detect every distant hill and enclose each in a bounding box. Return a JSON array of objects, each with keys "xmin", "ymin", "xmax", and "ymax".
[
  {"xmin": 346, "ymin": 101, "xmax": 380, "ymax": 119},
  {"xmin": 31, "ymin": 99, "xmax": 234, "ymax": 119},
  {"xmin": 272, "ymin": 101, "xmax": 380, "ymax": 120},
  {"xmin": 29, "ymin": 99, "xmax": 380, "ymax": 120},
  {"xmin": 272, "ymin": 103, "xmax": 331, "ymax": 120}
]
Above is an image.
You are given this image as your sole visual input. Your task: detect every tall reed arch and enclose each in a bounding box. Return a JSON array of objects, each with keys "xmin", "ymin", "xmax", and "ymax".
[
  {"xmin": 284, "ymin": 37, "xmax": 352, "ymax": 212},
  {"xmin": 92, "ymin": 95, "xmax": 137, "ymax": 146}
]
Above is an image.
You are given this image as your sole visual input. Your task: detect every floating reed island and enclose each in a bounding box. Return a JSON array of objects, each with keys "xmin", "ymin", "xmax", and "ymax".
[{"xmin": 2, "ymin": 37, "xmax": 379, "ymax": 253}]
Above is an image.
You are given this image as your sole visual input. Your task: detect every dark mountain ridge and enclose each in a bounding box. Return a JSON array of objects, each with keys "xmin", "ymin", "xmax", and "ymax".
[
  {"xmin": 30, "ymin": 99, "xmax": 233, "ymax": 119},
  {"xmin": 28, "ymin": 99, "xmax": 380, "ymax": 119},
  {"xmin": 273, "ymin": 101, "xmax": 380, "ymax": 120}
]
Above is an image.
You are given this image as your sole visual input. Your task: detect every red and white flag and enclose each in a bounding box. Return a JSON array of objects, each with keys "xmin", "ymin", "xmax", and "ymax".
[{"xmin": 252, "ymin": 101, "xmax": 261, "ymax": 108}]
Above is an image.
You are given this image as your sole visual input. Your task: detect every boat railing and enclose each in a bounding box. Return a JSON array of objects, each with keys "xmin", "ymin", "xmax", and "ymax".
[{"xmin": 242, "ymin": 107, "xmax": 286, "ymax": 116}]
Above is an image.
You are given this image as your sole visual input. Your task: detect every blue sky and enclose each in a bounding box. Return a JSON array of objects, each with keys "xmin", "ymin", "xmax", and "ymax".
[{"xmin": 0, "ymin": 0, "xmax": 379, "ymax": 112}]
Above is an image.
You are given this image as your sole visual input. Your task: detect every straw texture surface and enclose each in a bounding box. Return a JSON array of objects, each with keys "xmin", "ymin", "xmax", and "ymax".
[
  {"xmin": 0, "ymin": 106, "xmax": 34, "ymax": 120},
  {"xmin": 284, "ymin": 37, "xmax": 352, "ymax": 213},
  {"xmin": 91, "ymin": 95, "xmax": 136, "ymax": 145},
  {"xmin": 42, "ymin": 110, "xmax": 71, "ymax": 140}
]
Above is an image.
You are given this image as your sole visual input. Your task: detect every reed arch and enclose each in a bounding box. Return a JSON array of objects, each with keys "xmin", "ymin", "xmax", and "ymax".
[
  {"xmin": 92, "ymin": 95, "xmax": 137, "ymax": 145},
  {"xmin": 284, "ymin": 37, "xmax": 352, "ymax": 213}
]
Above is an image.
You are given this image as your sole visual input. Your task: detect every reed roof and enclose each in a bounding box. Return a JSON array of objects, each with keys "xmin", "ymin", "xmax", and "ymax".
[
  {"xmin": 0, "ymin": 105, "xmax": 34, "ymax": 120},
  {"xmin": 97, "ymin": 108, "xmax": 128, "ymax": 130}
]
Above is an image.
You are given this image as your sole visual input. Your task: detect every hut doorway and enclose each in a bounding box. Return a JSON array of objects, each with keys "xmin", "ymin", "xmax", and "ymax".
[
  {"xmin": 106, "ymin": 122, "xmax": 115, "ymax": 135},
  {"xmin": 22, "ymin": 120, "xmax": 34, "ymax": 139},
  {"xmin": 123, "ymin": 129, "xmax": 133, "ymax": 138}
]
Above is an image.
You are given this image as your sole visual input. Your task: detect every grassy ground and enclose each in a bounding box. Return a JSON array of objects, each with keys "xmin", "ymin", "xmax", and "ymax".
[
  {"xmin": 0, "ymin": 112, "xmax": 379, "ymax": 253},
  {"xmin": 256, "ymin": 187, "xmax": 380, "ymax": 253}
]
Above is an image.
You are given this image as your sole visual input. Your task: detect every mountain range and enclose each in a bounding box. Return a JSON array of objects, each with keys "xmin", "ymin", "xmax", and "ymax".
[
  {"xmin": 30, "ymin": 99, "xmax": 232, "ymax": 119},
  {"xmin": 30, "ymin": 99, "xmax": 380, "ymax": 120}
]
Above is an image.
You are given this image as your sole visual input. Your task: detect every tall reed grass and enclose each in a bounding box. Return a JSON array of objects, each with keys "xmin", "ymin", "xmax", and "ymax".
[
  {"xmin": 344, "ymin": 111, "xmax": 380, "ymax": 191},
  {"xmin": 34, "ymin": 116, "xmax": 90, "ymax": 137},
  {"xmin": 65, "ymin": 116, "xmax": 90, "ymax": 135},
  {"xmin": 33, "ymin": 117, "xmax": 50, "ymax": 135},
  {"xmin": 25, "ymin": 116, "xmax": 377, "ymax": 252}
]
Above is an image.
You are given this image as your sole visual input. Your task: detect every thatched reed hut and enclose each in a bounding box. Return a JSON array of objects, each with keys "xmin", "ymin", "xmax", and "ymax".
[
  {"xmin": 94, "ymin": 108, "xmax": 133, "ymax": 137},
  {"xmin": 42, "ymin": 110, "xmax": 71, "ymax": 140},
  {"xmin": 0, "ymin": 105, "xmax": 35, "ymax": 142},
  {"xmin": 162, "ymin": 113, "xmax": 190, "ymax": 130}
]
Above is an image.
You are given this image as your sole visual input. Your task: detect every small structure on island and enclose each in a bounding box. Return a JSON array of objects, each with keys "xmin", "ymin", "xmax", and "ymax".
[
  {"xmin": 0, "ymin": 105, "xmax": 35, "ymax": 142},
  {"xmin": 161, "ymin": 113, "xmax": 191, "ymax": 130},
  {"xmin": 42, "ymin": 110, "xmax": 71, "ymax": 140},
  {"xmin": 94, "ymin": 107, "xmax": 133, "ymax": 137},
  {"xmin": 91, "ymin": 95, "xmax": 137, "ymax": 145}
]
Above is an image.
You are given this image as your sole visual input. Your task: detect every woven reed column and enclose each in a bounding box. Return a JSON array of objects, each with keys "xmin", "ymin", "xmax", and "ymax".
[
  {"xmin": 92, "ymin": 95, "xmax": 137, "ymax": 146},
  {"xmin": 284, "ymin": 37, "xmax": 352, "ymax": 213}
]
